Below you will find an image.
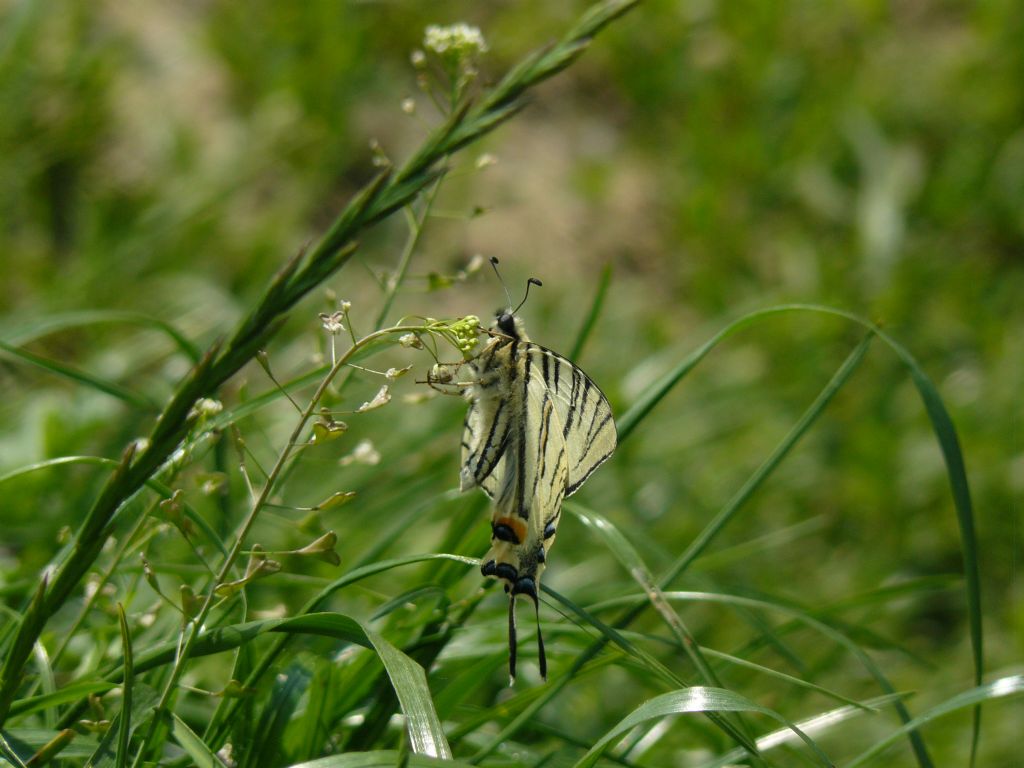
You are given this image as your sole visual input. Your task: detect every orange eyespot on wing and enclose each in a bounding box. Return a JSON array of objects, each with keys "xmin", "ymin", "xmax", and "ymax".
[{"xmin": 492, "ymin": 515, "xmax": 528, "ymax": 545}]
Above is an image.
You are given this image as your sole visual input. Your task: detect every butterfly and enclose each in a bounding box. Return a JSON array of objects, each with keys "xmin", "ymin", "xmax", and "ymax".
[{"xmin": 431, "ymin": 269, "xmax": 617, "ymax": 682}]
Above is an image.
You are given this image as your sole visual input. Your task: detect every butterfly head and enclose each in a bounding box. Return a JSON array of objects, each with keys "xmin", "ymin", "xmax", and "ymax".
[{"xmin": 493, "ymin": 310, "xmax": 524, "ymax": 340}]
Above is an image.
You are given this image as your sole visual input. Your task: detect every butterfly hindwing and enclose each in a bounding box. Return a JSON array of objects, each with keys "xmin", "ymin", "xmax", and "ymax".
[{"xmin": 525, "ymin": 343, "xmax": 617, "ymax": 496}]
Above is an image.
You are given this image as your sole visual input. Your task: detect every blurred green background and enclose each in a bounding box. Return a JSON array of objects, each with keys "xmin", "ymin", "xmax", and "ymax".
[{"xmin": 1, "ymin": 0, "xmax": 1020, "ymax": 764}]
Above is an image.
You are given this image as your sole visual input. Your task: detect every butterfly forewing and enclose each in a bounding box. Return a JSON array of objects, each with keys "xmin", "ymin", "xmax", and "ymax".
[
  {"xmin": 459, "ymin": 339, "xmax": 515, "ymax": 498},
  {"xmin": 461, "ymin": 397, "xmax": 508, "ymax": 498}
]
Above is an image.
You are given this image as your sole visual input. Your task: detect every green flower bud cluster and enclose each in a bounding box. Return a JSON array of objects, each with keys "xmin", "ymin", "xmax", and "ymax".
[{"xmin": 450, "ymin": 315, "xmax": 481, "ymax": 353}]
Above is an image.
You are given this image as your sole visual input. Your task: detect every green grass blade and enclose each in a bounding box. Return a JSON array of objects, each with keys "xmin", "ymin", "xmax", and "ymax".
[
  {"xmin": 615, "ymin": 307, "xmax": 800, "ymax": 444},
  {"xmin": 845, "ymin": 676, "xmax": 1024, "ymax": 768},
  {"xmin": 83, "ymin": 684, "xmax": 160, "ymax": 768},
  {"xmin": 169, "ymin": 713, "xmax": 227, "ymax": 768},
  {"xmin": 107, "ymin": 612, "xmax": 452, "ymax": 760},
  {"xmin": 700, "ymin": 693, "xmax": 908, "ymax": 768},
  {"xmin": 0, "ymin": 456, "xmax": 122, "ymax": 485},
  {"xmin": 541, "ymin": 587, "xmax": 678, "ymax": 688},
  {"xmin": 573, "ymin": 686, "xmax": 833, "ymax": 768},
  {"xmin": 0, "ymin": 732, "xmax": 30, "ymax": 768},
  {"xmin": 6, "ymin": 681, "xmax": 116, "ymax": 720},
  {"xmin": 1, "ymin": 309, "xmax": 201, "ymax": 362},
  {"xmin": 568, "ymin": 503, "xmax": 726, "ymax": 688},
  {"xmin": 0, "ymin": 339, "xmax": 157, "ymax": 410},
  {"xmin": 868, "ymin": 321, "xmax": 985, "ymax": 763},
  {"xmin": 697, "ymin": 646, "xmax": 876, "ymax": 711},
  {"xmin": 658, "ymin": 334, "xmax": 873, "ymax": 586},
  {"xmin": 286, "ymin": 751, "xmax": 477, "ymax": 768},
  {"xmin": 29, "ymin": 644, "xmax": 56, "ymax": 730},
  {"xmin": 115, "ymin": 606, "xmax": 133, "ymax": 768},
  {"xmin": 0, "ymin": 729, "xmax": 100, "ymax": 763},
  {"xmin": 593, "ymin": 589, "xmax": 937, "ymax": 766},
  {"xmin": 204, "ymin": 553, "xmax": 475, "ymax": 750},
  {"xmin": 361, "ymin": 625, "xmax": 452, "ymax": 759},
  {"xmin": 568, "ymin": 262, "xmax": 612, "ymax": 362},
  {"xmin": 0, "ymin": 456, "xmax": 228, "ymax": 557},
  {"xmin": 0, "ymin": 579, "xmax": 48, "ymax": 725},
  {"xmin": 246, "ymin": 662, "xmax": 310, "ymax": 768},
  {"xmin": 541, "ymin": 586, "xmax": 763, "ymax": 759},
  {"xmin": 566, "ymin": 502, "xmax": 764, "ymax": 751}
]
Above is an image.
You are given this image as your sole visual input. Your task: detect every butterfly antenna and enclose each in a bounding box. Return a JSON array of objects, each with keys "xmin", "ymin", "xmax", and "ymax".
[
  {"xmin": 512, "ymin": 277, "xmax": 543, "ymax": 315},
  {"xmin": 489, "ymin": 257, "xmax": 515, "ymax": 312},
  {"xmin": 507, "ymin": 594, "xmax": 518, "ymax": 686}
]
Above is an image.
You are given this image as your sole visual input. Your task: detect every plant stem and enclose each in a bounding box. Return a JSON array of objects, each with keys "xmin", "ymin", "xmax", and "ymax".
[
  {"xmin": 374, "ymin": 176, "xmax": 444, "ymax": 331},
  {"xmin": 129, "ymin": 325, "xmax": 434, "ymax": 765}
]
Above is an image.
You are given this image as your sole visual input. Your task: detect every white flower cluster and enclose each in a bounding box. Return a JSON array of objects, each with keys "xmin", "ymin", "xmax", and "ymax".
[{"xmin": 424, "ymin": 23, "xmax": 488, "ymax": 57}]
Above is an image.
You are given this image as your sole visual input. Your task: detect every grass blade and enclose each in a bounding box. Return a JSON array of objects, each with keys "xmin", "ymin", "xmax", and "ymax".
[
  {"xmin": 0, "ymin": 309, "xmax": 200, "ymax": 362},
  {"xmin": 246, "ymin": 662, "xmax": 310, "ymax": 768},
  {"xmin": 83, "ymin": 684, "xmax": 160, "ymax": 768},
  {"xmin": 203, "ymin": 552, "xmax": 476, "ymax": 749},
  {"xmin": 0, "ymin": 339, "xmax": 157, "ymax": 410},
  {"xmin": 115, "ymin": 605, "xmax": 133, "ymax": 768},
  {"xmin": 0, "ymin": 456, "xmax": 228, "ymax": 557},
  {"xmin": 541, "ymin": 586, "xmax": 763, "ymax": 758},
  {"xmin": 845, "ymin": 676, "xmax": 1024, "ymax": 768},
  {"xmin": 568, "ymin": 262, "xmax": 612, "ymax": 362},
  {"xmin": 573, "ymin": 686, "xmax": 833, "ymax": 768},
  {"xmin": 568, "ymin": 503, "xmax": 726, "ymax": 687},
  {"xmin": 361, "ymin": 625, "xmax": 452, "ymax": 759},
  {"xmin": 0, "ymin": 732, "xmax": 29, "ymax": 768},
  {"xmin": 287, "ymin": 751, "xmax": 477, "ymax": 767},
  {"xmin": 6, "ymin": 681, "xmax": 116, "ymax": 720},
  {"xmin": 169, "ymin": 712, "xmax": 228, "ymax": 768},
  {"xmin": 0, "ymin": 728, "xmax": 98, "ymax": 764},
  {"xmin": 101, "ymin": 612, "xmax": 453, "ymax": 760},
  {"xmin": 700, "ymin": 693, "xmax": 908, "ymax": 768},
  {"xmin": 658, "ymin": 334, "xmax": 874, "ymax": 590}
]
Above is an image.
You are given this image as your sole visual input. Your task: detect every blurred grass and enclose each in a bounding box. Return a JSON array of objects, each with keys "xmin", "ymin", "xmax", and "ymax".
[{"xmin": 1, "ymin": 0, "xmax": 1020, "ymax": 766}]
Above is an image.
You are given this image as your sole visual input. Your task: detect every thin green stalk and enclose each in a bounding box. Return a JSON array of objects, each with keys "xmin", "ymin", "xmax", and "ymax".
[
  {"xmin": 129, "ymin": 325, "xmax": 440, "ymax": 765},
  {"xmin": 270, "ymin": 175, "xmax": 445, "ymax": 498},
  {"xmin": 374, "ymin": 173, "xmax": 445, "ymax": 330},
  {"xmin": 50, "ymin": 497, "xmax": 160, "ymax": 668},
  {"xmin": 116, "ymin": 604, "xmax": 134, "ymax": 768},
  {"xmin": 568, "ymin": 262, "xmax": 611, "ymax": 362}
]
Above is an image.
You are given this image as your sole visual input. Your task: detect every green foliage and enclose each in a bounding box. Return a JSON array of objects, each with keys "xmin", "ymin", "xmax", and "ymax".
[{"xmin": 0, "ymin": 0, "xmax": 1019, "ymax": 766}]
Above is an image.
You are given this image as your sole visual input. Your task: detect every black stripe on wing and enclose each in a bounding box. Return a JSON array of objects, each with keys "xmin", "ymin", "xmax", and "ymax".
[
  {"xmin": 524, "ymin": 343, "xmax": 617, "ymax": 496},
  {"xmin": 461, "ymin": 398, "xmax": 512, "ymax": 494}
]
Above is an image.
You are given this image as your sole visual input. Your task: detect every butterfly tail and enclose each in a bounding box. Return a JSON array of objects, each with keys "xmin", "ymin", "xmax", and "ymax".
[
  {"xmin": 507, "ymin": 594, "xmax": 518, "ymax": 686},
  {"xmin": 534, "ymin": 597, "xmax": 547, "ymax": 681}
]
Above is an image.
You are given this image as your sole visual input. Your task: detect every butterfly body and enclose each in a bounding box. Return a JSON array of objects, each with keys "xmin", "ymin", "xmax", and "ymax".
[{"xmin": 439, "ymin": 309, "xmax": 616, "ymax": 680}]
